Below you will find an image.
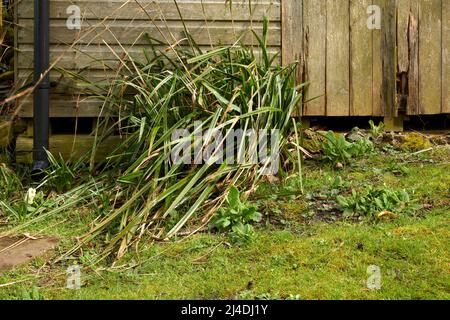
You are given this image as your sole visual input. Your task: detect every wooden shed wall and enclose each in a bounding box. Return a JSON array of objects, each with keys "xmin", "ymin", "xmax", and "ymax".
[
  {"xmin": 395, "ymin": 0, "xmax": 448, "ymax": 115},
  {"xmin": 281, "ymin": 0, "xmax": 449, "ymax": 117},
  {"xmin": 296, "ymin": 0, "xmax": 386, "ymax": 117},
  {"xmin": 15, "ymin": 0, "xmax": 449, "ymax": 120},
  {"xmin": 15, "ymin": 0, "xmax": 281, "ymax": 118}
]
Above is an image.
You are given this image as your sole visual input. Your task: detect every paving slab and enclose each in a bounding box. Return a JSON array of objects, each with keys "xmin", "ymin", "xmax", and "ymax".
[{"xmin": 0, "ymin": 236, "xmax": 58, "ymax": 273}]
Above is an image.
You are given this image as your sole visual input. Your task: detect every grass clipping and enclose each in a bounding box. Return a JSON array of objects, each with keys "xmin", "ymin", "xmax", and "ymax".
[{"xmin": 9, "ymin": 19, "xmax": 304, "ymax": 263}]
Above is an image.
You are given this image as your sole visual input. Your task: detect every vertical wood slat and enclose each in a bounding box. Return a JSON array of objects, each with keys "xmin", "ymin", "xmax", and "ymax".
[
  {"xmin": 397, "ymin": 0, "xmax": 412, "ymax": 115},
  {"xmin": 372, "ymin": 0, "xmax": 383, "ymax": 116},
  {"xmin": 326, "ymin": 0, "xmax": 350, "ymax": 116},
  {"xmin": 350, "ymin": 0, "xmax": 373, "ymax": 116},
  {"xmin": 281, "ymin": 0, "xmax": 303, "ymax": 115},
  {"xmin": 397, "ymin": 0, "xmax": 411, "ymax": 75},
  {"xmin": 303, "ymin": 0, "xmax": 327, "ymax": 116},
  {"xmin": 407, "ymin": 0, "xmax": 420, "ymax": 115},
  {"xmin": 381, "ymin": 0, "xmax": 397, "ymax": 117},
  {"xmin": 281, "ymin": 0, "xmax": 303, "ymax": 71},
  {"xmin": 419, "ymin": 0, "xmax": 442, "ymax": 115},
  {"xmin": 442, "ymin": 0, "xmax": 449, "ymax": 113}
]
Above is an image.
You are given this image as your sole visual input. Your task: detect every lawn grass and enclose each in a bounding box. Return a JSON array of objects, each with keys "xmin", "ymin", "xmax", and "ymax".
[{"xmin": 0, "ymin": 147, "xmax": 449, "ymax": 300}]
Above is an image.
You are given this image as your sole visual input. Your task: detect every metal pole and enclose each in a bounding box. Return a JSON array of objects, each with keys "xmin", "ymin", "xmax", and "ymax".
[{"xmin": 33, "ymin": 0, "xmax": 50, "ymax": 171}]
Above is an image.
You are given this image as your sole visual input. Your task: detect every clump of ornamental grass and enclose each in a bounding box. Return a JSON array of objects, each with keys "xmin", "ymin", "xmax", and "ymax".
[{"xmin": 3, "ymin": 18, "xmax": 305, "ymax": 264}]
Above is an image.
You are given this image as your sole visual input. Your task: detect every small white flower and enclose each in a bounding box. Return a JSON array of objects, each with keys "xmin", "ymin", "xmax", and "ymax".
[{"xmin": 26, "ymin": 188, "xmax": 37, "ymax": 205}]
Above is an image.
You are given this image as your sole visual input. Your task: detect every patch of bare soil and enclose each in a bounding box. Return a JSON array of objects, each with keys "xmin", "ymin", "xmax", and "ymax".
[{"xmin": 0, "ymin": 236, "xmax": 58, "ymax": 273}]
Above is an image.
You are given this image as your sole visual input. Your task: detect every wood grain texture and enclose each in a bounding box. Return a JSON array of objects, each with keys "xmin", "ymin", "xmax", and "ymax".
[
  {"xmin": 397, "ymin": 0, "xmax": 411, "ymax": 74},
  {"xmin": 326, "ymin": 0, "xmax": 350, "ymax": 116},
  {"xmin": 281, "ymin": 0, "xmax": 303, "ymax": 116},
  {"xmin": 281, "ymin": 0, "xmax": 302, "ymax": 67},
  {"xmin": 442, "ymin": 0, "xmax": 449, "ymax": 113},
  {"xmin": 18, "ymin": 0, "xmax": 281, "ymax": 21},
  {"xmin": 0, "ymin": 120, "xmax": 13, "ymax": 147},
  {"xmin": 407, "ymin": 0, "xmax": 420, "ymax": 115},
  {"xmin": 372, "ymin": 0, "xmax": 383, "ymax": 116},
  {"xmin": 381, "ymin": 0, "xmax": 396, "ymax": 117},
  {"xmin": 303, "ymin": 0, "xmax": 326, "ymax": 116},
  {"xmin": 16, "ymin": 135, "xmax": 123, "ymax": 163},
  {"xmin": 18, "ymin": 95, "xmax": 106, "ymax": 118},
  {"xmin": 15, "ymin": 0, "xmax": 448, "ymax": 118},
  {"xmin": 419, "ymin": 0, "xmax": 442, "ymax": 115},
  {"xmin": 18, "ymin": 19, "xmax": 281, "ymax": 46},
  {"xmin": 17, "ymin": 44, "xmax": 280, "ymax": 70},
  {"xmin": 350, "ymin": 0, "xmax": 373, "ymax": 116}
]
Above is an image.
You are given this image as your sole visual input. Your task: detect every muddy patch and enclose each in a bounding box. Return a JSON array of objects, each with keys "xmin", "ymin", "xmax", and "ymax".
[{"xmin": 0, "ymin": 236, "xmax": 58, "ymax": 273}]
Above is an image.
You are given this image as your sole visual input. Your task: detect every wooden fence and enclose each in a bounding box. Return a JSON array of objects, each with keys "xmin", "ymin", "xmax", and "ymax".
[
  {"xmin": 12, "ymin": 0, "xmax": 449, "ymax": 162},
  {"xmin": 282, "ymin": 0, "xmax": 449, "ymax": 117},
  {"xmin": 15, "ymin": 0, "xmax": 449, "ymax": 117},
  {"xmin": 15, "ymin": 0, "xmax": 281, "ymax": 118}
]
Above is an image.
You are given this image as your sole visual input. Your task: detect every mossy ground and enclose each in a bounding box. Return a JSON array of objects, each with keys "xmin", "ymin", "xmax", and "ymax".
[{"xmin": 0, "ymin": 147, "xmax": 449, "ymax": 300}]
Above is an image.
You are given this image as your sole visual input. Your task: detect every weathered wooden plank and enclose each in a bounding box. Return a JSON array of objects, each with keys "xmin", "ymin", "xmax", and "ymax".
[
  {"xmin": 281, "ymin": 0, "xmax": 303, "ymax": 116},
  {"xmin": 419, "ymin": 0, "xmax": 442, "ymax": 115},
  {"xmin": 397, "ymin": 0, "xmax": 411, "ymax": 115},
  {"xmin": 17, "ymin": 68, "xmax": 114, "ymax": 86},
  {"xmin": 17, "ymin": 60, "xmax": 281, "ymax": 97},
  {"xmin": 0, "ymin": 120, "xmax": 13, "ymax": 147},
  {"xmin": 18, "ymin": 19, "xmax": 281, "ymax": 46},
  {"xmin": 281, "ymin": 0, "xmax": 302, "ymax": 68},
  {"xmin": 18, "ymin": 44, "xmax": 133, "ymax": 70},
  {"xmin": 397, "ymin": 0, "xmax": 410, "ymax": 74},
  {"xmin": 16, "ymin": 89, "xmax": 141, "ymax": 120},
  {"xmin": 18, "ymin": 0, "xmax": 281, "ymax": 21},
  {"xmin": 442, "ymin": 0, "xmax": 449, "ymax": 113},
  {"xmin": 17, "ymin": 68, "xmax": 118, "ymax": 98},
  {"xmin": 17, "ymin": 44, "xmax": 281, "ymax": 70},
  {"xmin": 18, "ymin": 47, "xmax": 119, "ymax": 71},
  {"xmin": 326, "ymin": 0, "xmax": 350, "ymax": 116},
  {"xmin": 350, "ymin": 0, "xmax": 373, "ymax": 116},
  {"xmin": 16, "ymin": 134, "xmax": 123, "ymax": 164},
  {"xmin": 407, "ymin": 0, "xmax": 420, "ymax": 115},
  {"xmin": 303, "ymin": 0, "xmax": 326, "ymax": 116},
  {"xmin": 18, "ymin": 95, "xmax": 106, "ymax": 118},
  {"xmin": 381, "ymin": 0, "xmax": 397, "ymax": 117},
  {"xmin": 372, "ymin": 0, "xmax": 383, "ymax": 116}
]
